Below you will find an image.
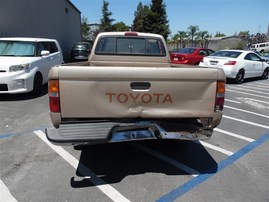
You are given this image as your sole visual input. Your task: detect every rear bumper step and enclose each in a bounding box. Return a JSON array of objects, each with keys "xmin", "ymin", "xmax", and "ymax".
[{"xmin": 45, "ymin": 121, "xmax": 213, "ymax": 146}]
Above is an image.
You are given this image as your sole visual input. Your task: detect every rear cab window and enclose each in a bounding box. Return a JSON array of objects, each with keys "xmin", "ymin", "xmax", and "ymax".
[{"xmin": 95, "ymin": 36, "xmax": 166, "ymax": 56}]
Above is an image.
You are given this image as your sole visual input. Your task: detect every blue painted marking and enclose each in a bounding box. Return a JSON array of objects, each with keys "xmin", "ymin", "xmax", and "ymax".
[
  {"xmin": 157, "ymin": 132, "xmax": 269, "ymax": 202},
  {"xmin": 0, "ymin": 133, "xmax": 15, "ymax": 138},
  {"xmin": 0, "ymin": 126, "xmax": 49, "ymax": 139}
]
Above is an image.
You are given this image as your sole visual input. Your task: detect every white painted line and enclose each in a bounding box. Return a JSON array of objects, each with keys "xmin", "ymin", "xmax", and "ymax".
[
  {"xmin": 239, "ymin": 85, "xmax": 269, "ymax": 92},
  {"xmin": 34, "ymin": 130, "xmax": 130, "ymax": 202},
  {"xmin": 198, "ymin": 141, "xmax": 234, "ymax": 156},
  {"xmin": 130, "ymin": 142, "xmax": 199, "ymax": 177},
  {"xmin": 225, "ymin": 99, "xmax": 241, "ymax": 104},
  {"xmin": 244, "ymin": 98, "xmax": 269, "ymax": 105},
  {"xmin": 0, "ymin": 179, "xmax": 17, "ymax": 202},
  {"xmin": 247, "ymin": 83, "xmax": 269, "ymax": 87},
  {"xmin": 226, "ymin": 89, "xmax": 269, "ymax": 99},
  {"xmin": 214, "ymin": 128, "xmax": 254, "ymax": 142},
  {"xmin": 227, "ymin": 86, "xmax": 269, "ymax": 95},
  {"xmin": 224, "ymin": 105, "xmax": 269, "ymax": 119},
  {"xmin": 223, "ymin": 115, "xmax": 269, "ymax": 129}
]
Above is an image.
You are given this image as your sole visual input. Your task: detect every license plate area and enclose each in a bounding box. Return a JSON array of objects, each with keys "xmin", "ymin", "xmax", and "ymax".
[{"xmin": 209, "ymin": 60, "xmax": 218, "ymax": 65}]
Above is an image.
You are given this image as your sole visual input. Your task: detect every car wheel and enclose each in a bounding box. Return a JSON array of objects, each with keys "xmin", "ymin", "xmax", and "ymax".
[
  {"xmin": 261, "ymin": 68, "xmax": 268, "ymax": 80},
  {"xmin": 33, "ymin": 73, "xmax": 43, "ymax": 93},
  {"xmin": 235, "ymin": 70, "xmax": 244, "ymax": 84}
]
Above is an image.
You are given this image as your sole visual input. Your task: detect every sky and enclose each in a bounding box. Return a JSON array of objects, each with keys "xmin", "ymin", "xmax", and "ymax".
[{"xmin": 70, "ymin": 0, "xmax": 269, "ymax": 37}]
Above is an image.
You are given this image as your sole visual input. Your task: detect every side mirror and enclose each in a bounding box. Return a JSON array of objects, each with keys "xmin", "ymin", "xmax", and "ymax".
[{"xmin": 41, "ymin": 50, "xmax": 50, "ymax": 56}]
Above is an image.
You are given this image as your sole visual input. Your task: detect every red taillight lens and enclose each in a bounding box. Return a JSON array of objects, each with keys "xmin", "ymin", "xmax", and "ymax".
[
  {"xmin": 49, "ymin": 97, "xmax": 60, "ymax": 113},
  {"xmin": 215, "ymin": 81, "xmax": 225, "ymax": 111},
  {"xmin": 224, "ymin": 61, "xmax": 236, "ymax": 65},
  {"xmin": 48, "ymin": 80, "xmax": 60, "ymax": 113},
  {"xmin": 180, "ymin": 56, "xmax": 185, "ymax": 61}
]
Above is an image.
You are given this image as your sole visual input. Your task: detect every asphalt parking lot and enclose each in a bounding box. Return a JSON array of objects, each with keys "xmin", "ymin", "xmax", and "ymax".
[{"xmin": 0, "ymin": 78, "xmax": 268, "ymax": 202}]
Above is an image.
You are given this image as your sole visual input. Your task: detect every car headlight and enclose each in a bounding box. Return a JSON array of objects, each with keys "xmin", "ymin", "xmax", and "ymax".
[{"xmin": 9, "ymin": 64, "xmax": 30, "ymax": 72}]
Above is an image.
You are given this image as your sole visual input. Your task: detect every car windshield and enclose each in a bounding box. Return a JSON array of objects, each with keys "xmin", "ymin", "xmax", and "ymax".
[
  {"xmin": 211, "ymin": 50, "xmax": 242, "ymax": 58},
  {"xmin": 0, "ymin": 41, "xmax": 36, "ymax": 57},
  {"xmin": 177, "ymin": 48, "xmax": 196, "ymax": 54}
]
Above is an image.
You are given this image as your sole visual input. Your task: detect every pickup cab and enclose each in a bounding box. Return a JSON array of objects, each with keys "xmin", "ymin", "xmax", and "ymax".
[{"xmin": 45, "ymin": 32, "xmax": 225, "ymax": 146}]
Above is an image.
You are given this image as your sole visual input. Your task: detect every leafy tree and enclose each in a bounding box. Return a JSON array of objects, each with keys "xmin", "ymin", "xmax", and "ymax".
[
  {"xmin": 238, "ymin": 31, "xmax": 250, "ymax": 40},
  {"xmin": 188, "ymin": 25, "xmax": 199, "ymax": 46},
  {"xmin": 99, "ymin": 0, "xmax": 115, "ymax": 32},
  {"xmin": 215, "ymin": 32, "xmax": 226, "ymax": 37},
  {"xmin": 113, "ymin": 22, "xmax": 129, "ymax": 31},
  {"xmin": 81, "ymin": 16, "xmax": 90, "ymax": 41},
  {"xmin": 177, "ymin": 31, "xmax": 188, "ymax": 48},
  {"xmin": 132, "ymin": 2, "xmax": 150, "ymax": 32},
  {"xmin": 171, "ymin": 33, "xmax": 180, "ymax": 50},
  {"xmin": 196, "ymin": 31, "xmax": 210, "ymax": 47},
  {"xmin": 147, "ymin": 0, "xmax": 170, "ymax": 40}
]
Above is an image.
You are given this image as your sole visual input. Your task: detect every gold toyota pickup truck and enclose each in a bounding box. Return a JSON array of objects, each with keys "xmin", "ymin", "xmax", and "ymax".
[{"xmin": 45, "ymin": 32, "xmax": 225, "ymax": 146}]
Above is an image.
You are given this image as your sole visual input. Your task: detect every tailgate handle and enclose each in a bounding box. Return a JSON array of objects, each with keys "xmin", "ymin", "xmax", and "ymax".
[{"xmin": 130, "ymin": 82, "xmax": 151, "ymax": 90}]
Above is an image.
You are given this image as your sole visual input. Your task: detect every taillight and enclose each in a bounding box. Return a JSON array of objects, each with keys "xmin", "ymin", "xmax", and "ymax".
[
  {"xmin": 215, "ymin": 81, "xmax": 225, "ymax": 111},
  {"xmin": 48, "ymin": 79, "xmax": 60, "ymax": 113},
  {"xmin": 224, "ymin": 61, "xmax": 236, "ymax": 65},
  {"xmin": 180, "ymin": 56, "xmax": 186, "ymax": 61}
]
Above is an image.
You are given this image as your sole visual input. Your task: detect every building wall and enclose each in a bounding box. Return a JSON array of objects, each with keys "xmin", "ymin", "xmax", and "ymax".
[
  {"xmin": 0, "ymin": 0, "xmax": 82, "ymax": 61},
  {"xmin": 207, "ymin": 37, "xmax": 244, "ymax": 51}
]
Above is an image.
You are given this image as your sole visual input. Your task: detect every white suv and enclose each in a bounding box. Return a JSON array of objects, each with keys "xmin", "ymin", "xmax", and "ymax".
[{"xmin": 0, "ymin": 37, "xmax": 63, "ymax": 94}]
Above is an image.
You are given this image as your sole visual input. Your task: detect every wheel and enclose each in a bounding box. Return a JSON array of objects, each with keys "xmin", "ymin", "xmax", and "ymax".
[
  {"xmin": 235, "ymin": 70, "xmax": 244, "ymax": 84},
  {"xmin": 33, "ymin": 73, "xmax": 43, "ymax": 93},
  {"xmin": 261, "ymin": 68, "xmax": 268, "ymax": 80}
]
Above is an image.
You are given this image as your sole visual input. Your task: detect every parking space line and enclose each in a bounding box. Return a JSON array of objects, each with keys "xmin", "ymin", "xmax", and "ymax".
[
  {"xmin": 130, "ymin": 142, "xmax": 199, "ymax": 177},
  {"xmin": 232, "ymin": 85, "xmax": 269, "ymax": 92},
  {"xmin": 227, "ymin": 86, "xmax": 269, "ymax": 95},
  {"xmin": 247, "ymin": 83, "xmax": 269, "ymax": 87},
  {"xmin": 157, "ymin": 132, "xmax": 269, "ymax": 202},
  {"xmin": 224, "ymin": 105, "xmax": 269, "ymax": 119},
  {"xmin": 0, "ymin": 179, "xmax": 17, "ymax": 202},
  {"xmin": 214, "ymin": 128, "xmax": 254, "ymax": 142},
  {"xmin": 223, "ymin": 115, "xmax": 269, "ymax": 129},
  {"xmin": 34, "ymin": 130, "xmax": 131, "ymax": 202},
  {"xmin": 198, "ymin": 141, "xmax": 234, "ymax": 156},
  {"xmin": 226, "ymin": 89, "xmax": 269, "ymax": 99},
  {"xmin": 225, "ymin": 99, "xmax": 241, "ymax": 104},
  {"xmin": 244, "ymin": 98, "xmax": 269, "ymax": 105}
]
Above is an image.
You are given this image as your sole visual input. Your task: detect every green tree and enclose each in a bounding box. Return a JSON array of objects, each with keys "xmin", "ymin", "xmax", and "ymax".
[
  {"xmin": 81, "ymin": 16, "xmax": 90, "ymax": 41},
  {"xmin": 196, "ymin": 31, "xmax": 210, "ymax": 47},
  {"xmin": 215, "ymin": 31, "xmax": 226, "ymax": 37},
  {"xmin": 99, "ymin": 0, "xmax": 115, "ymax": 32},
  {"xmin": 113, "ymin": 22, "xmax": 129, "ymax": 31},
  {"xmin": 148, "ymin": 0, "xmax": 170, "ymax": 40},
  {"xmin": 177, "ymin": 31, "xmax": 188, "ymax": 48},
  {"xmin": 132, "ymin": 2, "xmax": 150, "ymax": 32},
  {"xmin": 188, "ymin": 25, "xmax": 199, "ymax": 46},
  {"xmin": 238, "ymin": 31, "xmax": 250, "ymax": 40}
]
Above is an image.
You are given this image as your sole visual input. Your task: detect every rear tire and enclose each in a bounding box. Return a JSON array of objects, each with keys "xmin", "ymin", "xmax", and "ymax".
[
  {"xmin": 33, "ymin": 73, "xmax": 43, "ymax": 94},
  {"xmin": 235, "ymin": 70, "xmax": 244, "ymax": 84},
  {"xmin": 261, "ymin": 68, "xmax": 268, "ymax": 80}
]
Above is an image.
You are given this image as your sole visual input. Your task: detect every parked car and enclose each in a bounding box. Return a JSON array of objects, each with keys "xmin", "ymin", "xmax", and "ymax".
[
  {"xmin": 199, "ymin": 50, "xmax": 269, "ymax": 83},
  {"xmin": 0, "ymin": 37, "xmax": 63, "ymax": 94},
  {"xmin": 170, "ymin": 47, "xmax": 215, "ymax": 65},
  {"xmin": 70, "ymin": 42, "xmax": 91, "ymax": 62}
]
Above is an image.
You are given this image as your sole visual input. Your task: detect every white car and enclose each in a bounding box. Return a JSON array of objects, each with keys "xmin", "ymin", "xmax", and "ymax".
[
  {"xmin": 199, "ymin": 50, "xmax": 269, "ymax": 84},
  {"xmin": 0, "ymin": 37, "xmax": 63, "ymax": 94}
]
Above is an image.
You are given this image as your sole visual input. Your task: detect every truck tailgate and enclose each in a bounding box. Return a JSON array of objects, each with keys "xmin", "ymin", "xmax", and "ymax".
[{"xmin": 58, "ymin": 66, "xmax": 221, "ymax": 119}]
